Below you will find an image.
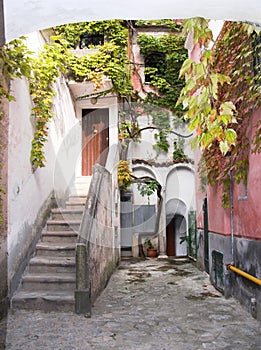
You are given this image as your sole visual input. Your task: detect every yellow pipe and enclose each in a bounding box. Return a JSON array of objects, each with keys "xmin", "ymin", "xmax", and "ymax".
[{"xmin": 227, "ymin": 264, "xmax": 261, "ymax": 286}]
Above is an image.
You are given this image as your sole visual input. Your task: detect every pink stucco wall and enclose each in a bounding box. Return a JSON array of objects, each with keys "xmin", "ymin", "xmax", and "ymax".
[
  {"xmin": 196, "ymin": 108, "xmax": 261, "ymax": 241},
  {"xmin": 232, "ymin": 108, "xmax": 261, "ymax": 240}
]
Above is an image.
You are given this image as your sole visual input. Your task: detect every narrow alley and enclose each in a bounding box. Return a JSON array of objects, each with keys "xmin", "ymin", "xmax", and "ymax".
[{"xmin": 1, "ymin": 258, "xmax": 260, "ymax": 350}]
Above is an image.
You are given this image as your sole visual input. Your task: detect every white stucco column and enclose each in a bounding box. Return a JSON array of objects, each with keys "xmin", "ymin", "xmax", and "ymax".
[{"xmin": 158, "ymin": 186, "xmax": 168, "ymax": 259}]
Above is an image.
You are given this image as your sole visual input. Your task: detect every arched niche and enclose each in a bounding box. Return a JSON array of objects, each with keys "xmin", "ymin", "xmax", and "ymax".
[{"xmin": 166, "ymin": 165, "xmax": 195, "ymax": 211}]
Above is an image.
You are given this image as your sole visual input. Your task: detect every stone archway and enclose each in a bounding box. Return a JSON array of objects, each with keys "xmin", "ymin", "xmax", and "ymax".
[
  {"xmin": 3, "ymin": 0, "xmax": 261, "ymax": 43},
  {"xmin": 166, "ymin": 198, "xmax": 188, "ymax": 257}
]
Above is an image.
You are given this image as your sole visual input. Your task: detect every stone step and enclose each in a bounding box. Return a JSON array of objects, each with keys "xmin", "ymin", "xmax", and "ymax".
[
  {"xmin": 46, "ymin": 219, "xmax": 81, "ymax": 231},
  {"xmin": 12, "ymin": 291, "xmax": 75, "ymax": 312},
  {"xmin": 70, "ymin": 188, "xmax": 89, "ymax": 196},
  {"xmin": 36, "ymin": 242, "xmax": 75, "ymax": 257},
  {"xmin": 51, "ymin": 208, "xmax": 84, "ymax": 220},
  {"xmin": 29, "ymin": 256, "xmax": 75, "ymax": 273},
  {"xmin": 21, "ymin": 273, "xmax": 75, "ymax": 291},
  {"xmin": 65, "ymin": 197, "xmax": 86, "ymax": 209},
  {"xmin": 74, "ymin": 176, "xmax": 92, "ymax": 185},
  {"xmin": 42, "ymin": 230, "xmax": 78, "ymax": 243}
]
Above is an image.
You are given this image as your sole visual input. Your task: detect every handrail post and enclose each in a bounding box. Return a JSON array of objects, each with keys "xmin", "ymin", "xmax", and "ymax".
[{"xmin": 75, "ymin": 243, "xmax": 91, "ymax": 317}]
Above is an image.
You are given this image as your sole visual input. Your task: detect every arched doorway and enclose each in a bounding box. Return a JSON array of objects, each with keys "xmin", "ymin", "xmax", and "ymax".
[
  {"xmin": 166, "ymin": 214, "xmax": 187, "ymax": 257},
  {"xmin": 166, "ymin": 198, "xmax": 188, "ymax": 257}
]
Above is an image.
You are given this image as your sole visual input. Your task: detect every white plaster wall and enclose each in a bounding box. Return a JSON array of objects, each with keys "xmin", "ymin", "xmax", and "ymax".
[
  {"xmin": 8, "ymin": 31, "xmax": 79, "ymax": 281},
  {"xmin": 4, "ymin": 0, "xmax": 261, "ymax": 43},
  {"xmin": 166, "ymin": 166, "xmax": 195, "ymax": 211},
  {"xmin": 132, "ymin": 115, "xmax": 193, "ymax": 162}
]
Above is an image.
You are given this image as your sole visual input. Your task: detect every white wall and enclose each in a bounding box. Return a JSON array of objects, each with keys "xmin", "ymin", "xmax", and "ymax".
[
  {"xmin": 4, "ymin": 0, "xmax": 261, "ymax": 43},
  {"xmin": 166, "ymin": 166, "xmax": 195, "ymax": 211},
  {"xmin": 7, "ymin": 31, "xmax": 79, "ymax": 286}
]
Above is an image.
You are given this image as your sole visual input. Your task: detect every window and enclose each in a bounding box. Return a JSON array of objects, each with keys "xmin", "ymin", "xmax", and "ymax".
[
  {"xmin": 144, "ymin": 52, "xmax": 166, "ymax": 83},
  {"xmin": 80, "ymin": 33, "xmax": 104, "ymax": 49}
]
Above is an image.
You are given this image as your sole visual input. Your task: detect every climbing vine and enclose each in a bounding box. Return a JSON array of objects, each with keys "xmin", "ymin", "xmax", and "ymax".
[
  {"xmin": 177, "ymin": 18, "xmax": 261, "ymax": 206},
  {"xmin": 30, "ymin": 20, "xmax": 131, "ymax": 168},
  {"xmin": 0, "ymin": 38, "xmax": 32, "ymax": 227},
  {"xmin": 29, "ymin": 39, "xmax": 69, "ymax": 168},
  {"xmin": 2, "ymin": 19, "xmax": 259, "ymax": 208},
  {"xmin": 134, "ymin": 25, "xmax": 187, "ymax": 153}
]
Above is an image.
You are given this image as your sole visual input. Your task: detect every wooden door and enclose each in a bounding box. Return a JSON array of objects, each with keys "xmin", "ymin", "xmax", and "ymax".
[
  {"xmin": 82, "ymin": 108, "xmax": 109, "ymax": 176},
  {"xmin": 166, "ymin": 217, "xmax": 175, "ymax": 256}
]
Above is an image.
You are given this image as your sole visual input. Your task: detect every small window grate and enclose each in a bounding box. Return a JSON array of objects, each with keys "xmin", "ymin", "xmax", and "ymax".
[{"xmin": 212, "ymin": 250, "xmax": 224, "ymax": 291}]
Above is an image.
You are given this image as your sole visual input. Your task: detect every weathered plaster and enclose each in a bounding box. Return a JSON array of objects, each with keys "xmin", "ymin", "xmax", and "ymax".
[
  {"xmin": 7, "ymin": 31, "xmax": 79, "ymax": 295},
  {"xmin": 0, "ymin": 73, "xmax": 9, "ymax": 319}
]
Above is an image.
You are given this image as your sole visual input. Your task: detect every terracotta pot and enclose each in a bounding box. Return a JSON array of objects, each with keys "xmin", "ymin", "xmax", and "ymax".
[{"xmin": 147, "ymin": 248, "xmax": 157, "ymax": 258}]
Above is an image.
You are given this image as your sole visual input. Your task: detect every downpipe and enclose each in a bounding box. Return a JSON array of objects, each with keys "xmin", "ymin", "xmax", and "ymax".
[{"xmin": 229, "ymin": 170, "xmax": 234, "ymax": 263}]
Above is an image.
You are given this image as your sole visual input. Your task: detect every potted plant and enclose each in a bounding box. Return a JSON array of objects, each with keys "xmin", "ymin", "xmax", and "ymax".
[{"xmin": 146, "ymin": 239, "xmax": 157, "ymax": 258}]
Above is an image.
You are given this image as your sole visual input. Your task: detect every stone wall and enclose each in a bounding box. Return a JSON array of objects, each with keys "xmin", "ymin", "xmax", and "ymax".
[
  {"xmin": 231, "ymin": 238, "xmax": 261, "ymax": 320},
  {"xmin": 78, "ymin": 164, "xmax": 120, "ymax": 304}
]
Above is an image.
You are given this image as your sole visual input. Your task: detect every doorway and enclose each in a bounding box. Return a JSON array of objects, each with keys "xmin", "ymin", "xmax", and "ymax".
[
  {"xmin": 166, "ymin": 217, "xmax": 176, "ymax": 256},
  {"xmin": 82, "ymin": 108, "xmax": 109, "ymax": 176},
  {"xmin": 167, "ymin": 214, "xmax": 187, "ymax": 257}
]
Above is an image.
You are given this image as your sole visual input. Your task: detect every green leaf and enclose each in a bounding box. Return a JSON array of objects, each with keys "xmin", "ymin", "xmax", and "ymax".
[
  {"xmin": 179, "ymin": 58, "xmax": 194, "ymax": 78},
  {"xmin": 219, "ymin": 101, "xmax": 236, "ymax": 116},
  {"xmin": 225, "ymin": 129, "xmax": 237, "ymax": 143},
  {"xmin": 219, "ymin": 140, "xmax": 229, "ymax": 155}
]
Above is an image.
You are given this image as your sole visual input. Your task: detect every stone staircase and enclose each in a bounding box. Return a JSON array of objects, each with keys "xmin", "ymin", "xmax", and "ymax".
[{"xmin": 11, "ymin": 176, "xmax": 91, "ymax": 312}]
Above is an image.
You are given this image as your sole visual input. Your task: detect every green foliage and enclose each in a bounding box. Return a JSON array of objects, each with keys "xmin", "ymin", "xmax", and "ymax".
[
  {"xmin": 119, "ymin": 120, "xmax": 141, "ymax": 143},
  {"xmin": 153, "ymin": 131, "xmax": 170, "ymax": 153},
  {"xmin": 55, "ymin": 20, "xmax": 128, "ymax": 49},
  {"xmin": 136, "ymin": 29, "xmax": 187, "ymax": 153},
  {"xmin": 137, "ymin": 179, "xmax": 159, "ymax": 197},
  {"xmin": 0, "ymin": 38, "xmax": 32, "ymax": 102},
  {"xmin": 145, "ymin": 239, "xmax": 154, "ymax": 249},
  {"xmin": 29, "ymin": 39, "xmax": 69, "ymax": 168},
  {"xmin": 173, "ymin": 137, "xmax": 187, "ymax": 160},
  {"xmin": 0, "ymin": 38, "xmax": 32, "ymax": 225},
  {"xmin": 117, "ymin": 160, "xmax": 133, "ymax": 191},
  {"xmin": 179, "ymin": 19, "xmax": 261, "ymax": 206},
  {"xmin": 137, "ymin": 32, "xmax": 187, "ymax": 114},
  {"xmin": 135, "ymin": 19, "xmax": 182, "ymax": 31},
  {"xmin": 56, "ymin": 21, "xmax": 133, "ymax": 98}
]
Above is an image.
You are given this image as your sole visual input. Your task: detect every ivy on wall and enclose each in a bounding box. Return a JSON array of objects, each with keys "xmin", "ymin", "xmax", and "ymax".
[
  {"xmin": 1, "ymin": 19, "xmax": 259, "ymax": 207},
  {"xmin": 0, "ymin": 38, "xmax": 32, "ymax": 227},
  {"xmin": 29, "ymin": 39, "xmax": 69, "ymax": 168},
  {"xmin": 178, "ymin": 18, "xmax": 261, "ymax": 206},
  {"xmin": 137, "ymin": 31, "xmax": 187, "ymax": 114}
]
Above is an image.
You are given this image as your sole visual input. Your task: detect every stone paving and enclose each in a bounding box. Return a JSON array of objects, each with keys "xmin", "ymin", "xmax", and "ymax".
[{"xmin": 0, "ymin": 258, "xmax": 260, "ymax": 350}]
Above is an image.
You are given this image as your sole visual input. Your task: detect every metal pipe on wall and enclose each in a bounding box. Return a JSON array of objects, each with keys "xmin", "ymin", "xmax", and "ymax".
[{"xmin": 227, "ymin": 264, "xmax": 261, "ymax": 286}]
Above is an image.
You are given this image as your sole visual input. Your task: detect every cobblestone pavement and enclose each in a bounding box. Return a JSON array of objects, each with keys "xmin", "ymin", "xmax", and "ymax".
[{"xmin": 1, "ymin": 259, "xmax": 260, "ymax": 350}]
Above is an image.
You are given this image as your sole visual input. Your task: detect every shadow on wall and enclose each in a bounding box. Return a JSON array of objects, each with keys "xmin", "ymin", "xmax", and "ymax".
[{"xmin": 166, "ymin": 199, "xmax": 188, "ymax": 257}]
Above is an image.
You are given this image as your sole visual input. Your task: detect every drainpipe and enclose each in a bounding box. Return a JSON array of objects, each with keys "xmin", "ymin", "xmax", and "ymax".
[{"xmin": 229, "ymin": 170, "xmax": 234, "ymax": 263}]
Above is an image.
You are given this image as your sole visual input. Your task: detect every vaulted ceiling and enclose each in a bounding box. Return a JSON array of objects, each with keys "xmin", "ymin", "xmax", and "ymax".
[{"xmin": 4, "ymin": 0, "xmax": 261, "ymax": 42}]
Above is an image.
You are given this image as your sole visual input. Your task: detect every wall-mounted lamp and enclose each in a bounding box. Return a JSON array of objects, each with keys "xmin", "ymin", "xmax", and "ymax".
[{"xmin": 90, "ymin": 97, "xmax": 98, "ymax": 105}]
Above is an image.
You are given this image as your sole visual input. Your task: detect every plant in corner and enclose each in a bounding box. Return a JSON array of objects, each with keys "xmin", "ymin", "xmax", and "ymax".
[{"xmin": 146, "ymin": 239, "xmax": 157, "ymax": 258}]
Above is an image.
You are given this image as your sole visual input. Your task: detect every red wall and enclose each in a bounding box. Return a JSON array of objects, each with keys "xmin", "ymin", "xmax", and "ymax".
[{"xmin": 196, "ymin": 108, "xmax": 261, "ymax": 241}]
